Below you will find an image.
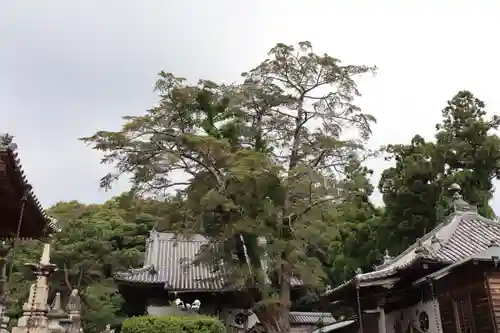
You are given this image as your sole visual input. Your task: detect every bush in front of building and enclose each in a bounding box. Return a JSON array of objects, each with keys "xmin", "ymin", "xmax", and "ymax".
[{"xmin": 121, "ymin": 315, "xmax": 225, "ymax": 333}]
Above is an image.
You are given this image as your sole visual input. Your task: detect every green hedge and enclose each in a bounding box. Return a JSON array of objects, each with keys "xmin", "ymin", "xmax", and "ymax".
[{"xmin": 122, "ymin": 315, "xmax": 225, "ymax": 333}]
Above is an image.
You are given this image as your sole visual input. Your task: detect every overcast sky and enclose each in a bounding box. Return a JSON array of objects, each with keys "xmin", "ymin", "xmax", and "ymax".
[{"xmin": 1, "ymin": 1, "xmax": 500, "ymax": 212}]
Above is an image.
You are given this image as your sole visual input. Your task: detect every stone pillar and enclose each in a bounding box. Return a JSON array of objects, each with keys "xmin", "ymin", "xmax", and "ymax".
[
  {"xmin": 47, "ymin": 293, "xmax": 66, "ymax": 333},
  {"xmin": 12, "ymin": 243, "xmax": 56, "ymax": 333},
  {"xmin": 65, "ymin": 290, "xmax": 82, "ymax": 333}
]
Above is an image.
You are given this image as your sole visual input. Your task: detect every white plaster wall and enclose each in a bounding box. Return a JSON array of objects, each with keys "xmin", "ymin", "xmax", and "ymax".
[
  {"xmin": 146, "ymin": 305, "xmax": 175, "ymax": 316},
  {"xmin": 385, "ymin": 300, "xmax": 442, "ymax": 333}
]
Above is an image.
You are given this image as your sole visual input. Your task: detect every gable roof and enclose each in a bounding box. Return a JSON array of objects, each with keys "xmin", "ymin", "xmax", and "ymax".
[
  {"xmin": 115, "ymin": 231, "xmax": 302, "ymax": 291},
  {"xmin": 115, "ymin": 232, "xmax": 228, "ymax": 291},
  {"xmin": 331, "ymin": 184, "xmax": 500, "ymax": 292}
]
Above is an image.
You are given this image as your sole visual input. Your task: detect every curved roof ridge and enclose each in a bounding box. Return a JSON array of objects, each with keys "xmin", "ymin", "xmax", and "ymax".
[
  {"xmin": 375, "ymin": 221, "xmax": 447, "ymax": 271},
  {"xmin": 376, "ymin": 208, "xmax": 491, "ymax": 271},
  {"xmin": 151, "ymin": 231, "xmax": 208, "ymax": 242},
  {"xmin": 329, "ymin": 187, "xmax": 500, "ymax": 295},
  {"xmin": 115, "ymin": 264, "xmax": 155, "ymax": 277}
]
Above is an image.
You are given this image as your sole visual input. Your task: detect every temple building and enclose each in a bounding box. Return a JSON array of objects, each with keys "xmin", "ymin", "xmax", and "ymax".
[
  {"xmin": 327, "ymin": 184, "xmax": 500, "ymax": 333},
  {"xmin": 0, "ymin": 136, "xmax": 59, "ymax": 331},
  {"xmin": 114, "ymin": 231, "xmax": 347, "ymax": 333},
  {"xmin": 0, "ymin": 136, "xmax": 58, "ymax": 238}
]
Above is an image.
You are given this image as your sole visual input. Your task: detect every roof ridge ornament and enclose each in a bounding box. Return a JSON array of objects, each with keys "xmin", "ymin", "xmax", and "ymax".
[
  {"xmin": 488, "ymin": 239, "xmax": 500, "ymax": 248},
  {"xmin": 430, "ymin": 235, "xmax": 442, "ymax": 251},
  {"xmin": 415, "ymin": 238, "xmax": 431, "ymax": 255},
  {"xmin": 431, "ymin": 235, "xmax": 440, "ymax": 244},
  {"xmin": 382, "ymin": 249, "xmax": 392, "ymax": 265},
  {"xmin": 448, "ymin": 183, "xmax": 477, "ymax": 213},
  {"xmin": 0, "ymin": 134, "xmax": 14, "ymax": 147}
]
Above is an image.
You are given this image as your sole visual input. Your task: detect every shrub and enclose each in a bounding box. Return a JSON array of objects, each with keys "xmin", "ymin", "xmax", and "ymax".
[{"xmin": 122, "ymin": 315, "xmax": 225, "ymax": 333}]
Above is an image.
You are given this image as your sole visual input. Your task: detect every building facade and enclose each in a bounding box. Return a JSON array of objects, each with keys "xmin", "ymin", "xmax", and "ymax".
[
  {"xmin": 115, "ymin": 231, "xmax": 345, "ymax": 332},
  {"xmin": 0, "ymin": 136, "xmax": 59, "ymax": 332},
  {"xmin": 328, "ymin": 184, "xmax": 500, "ymax": 333}
]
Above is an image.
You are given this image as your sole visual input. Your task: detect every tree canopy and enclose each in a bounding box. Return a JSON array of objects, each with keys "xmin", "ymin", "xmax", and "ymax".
[
  {"xmin": 378, "ymin": 90, "xmax": 500, "ymax": 255},
  {"xmin": 80, "ymin": 41, "xmax": 378, "ymax": 333},
  {"xmin": 5, "ymin": 41, "xmax": 500, "ymax": 333},
  {"xmin": 6, "ymin": 196, "xmax": 173, "ymax": 333}
]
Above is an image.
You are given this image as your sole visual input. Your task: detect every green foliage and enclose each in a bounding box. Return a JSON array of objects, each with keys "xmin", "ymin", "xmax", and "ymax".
[
  {"xmin": 379, "ymin": 90, "xmax": 500, "ymax": 255},
  {"xmin": 435, "ymin": 90, "xmax": 500, "ymax": 217},
  {"xmin": 80, "ymin": 41, "xmax": 377, "ymax": 333},
  {"xmin": 7, "ymin": 40, "xmax": 497, "ymax": 333},
  {"xmin": 5, "ymin": 196, "xmax": 173, "ymax": 333},
  {"xmin": 83, "ymin": 281, "xmax": 126, "ymax": 333},
  {"xmin": 325, "ymin": 158, "xmax": 383, "ymax": 281},
  {"xmin": 121, "ymin": 315, "xmax": 224, "ymax": 333},
  {"xmin": 378, "ymin": 135, "xmax": 442, "ymax": 255}
]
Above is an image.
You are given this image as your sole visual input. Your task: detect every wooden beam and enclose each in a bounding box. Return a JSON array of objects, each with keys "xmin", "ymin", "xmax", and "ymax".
[{"xmin": 359, "ymin": 277, "xmax": 400, "ymax": 288}]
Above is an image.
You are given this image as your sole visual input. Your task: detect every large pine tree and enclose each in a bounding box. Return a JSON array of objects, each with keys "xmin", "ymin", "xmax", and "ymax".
[{"xmin": 81, "ymin": 41, "xmax": 377, "ymax": 333}]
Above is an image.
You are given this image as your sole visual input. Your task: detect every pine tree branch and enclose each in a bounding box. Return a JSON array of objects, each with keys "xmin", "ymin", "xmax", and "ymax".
[{"xmin": 285, "ymin": 195, "xmax": 337, "ymax": 226}]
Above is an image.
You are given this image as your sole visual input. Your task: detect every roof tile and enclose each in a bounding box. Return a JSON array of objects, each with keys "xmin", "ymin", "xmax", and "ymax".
[
  {"xmin": 331, "ymin": 186, "xmax": 500, "ymax": 293},
  {"xmin": 0, "ymin": 141, "xmax": 58, "ymax": 237},
  {"xmin": 416, "ymin": 239, "xmax": 500, "ymax": 283},
  {"xmin": 289, "ymin": 312, "xmax": 336, "ymax": 325},
  {"xmin": 115, "ymin": 232, "xmax": 303, "ymax": 291}
]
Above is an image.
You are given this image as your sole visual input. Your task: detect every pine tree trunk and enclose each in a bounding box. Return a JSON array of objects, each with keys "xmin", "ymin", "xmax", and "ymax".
[
  {"xmin": 256, "ymin": 99, "xmax": 304, "ymax": 333},
  {"xmin": 254, "ymin": 305, "xmax": 290, "ymax": 333}
]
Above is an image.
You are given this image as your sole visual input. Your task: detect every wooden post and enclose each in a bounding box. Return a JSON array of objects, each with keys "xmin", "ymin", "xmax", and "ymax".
[
  {"xmin": 378, "ymin": 298, "xmax": 387, "ymax": 333},
  {"xmin": 485, "ymin": 272, "xmax": 498, "ymax": 333}
]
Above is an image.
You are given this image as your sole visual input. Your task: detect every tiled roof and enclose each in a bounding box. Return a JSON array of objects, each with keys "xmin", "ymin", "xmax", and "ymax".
[
  {"xmin": 0, "ymin": 141, "xmax": 58, "ymax": 237},
  {"xmin": 416, "ymin": 240, "xmax": 500, "ymax": 283},
  {"xmin": 249, "ymin": 312, "xmax": 338, "ymax": 332},
  {"xmin": 289, "ymin": 312, "xmax": 336, "ymax": 325},
  {"xmin": 330, "ymin": 184, "xmax": 500, "ymax": 292},
  {"xmin": 115, "ymin": 232, "xmax": 228, "ymax": 290},
  {"xmin": 115, "ymin": 231, "xmax": 303, "ymax": 291},
  {"xmin": 310, "ymin": 320, "xmax": 356, "ymax": 333}
]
